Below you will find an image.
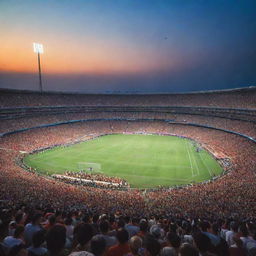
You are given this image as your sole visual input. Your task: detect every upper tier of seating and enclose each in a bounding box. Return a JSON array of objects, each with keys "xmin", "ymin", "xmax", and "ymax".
[
  {"xmin": 1, "ymin": 105, "xmax": 256, "ymax": 122},
  {"xmin": 1, "ymin": 87, "xmax": 256, "ymax": 108}
]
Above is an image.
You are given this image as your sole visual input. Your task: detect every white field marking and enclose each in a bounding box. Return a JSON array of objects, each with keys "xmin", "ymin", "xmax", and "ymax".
[
  {"xmin": 185, "ymin": 141, "xmax": 194, "ymax": 178},
  {"xmin": 198, "ymin": 152, "xmax": 213, "ymax": 177},
  {"xmin": 189, "ymin": 143, "xmax": 200, "ymax": 176}
]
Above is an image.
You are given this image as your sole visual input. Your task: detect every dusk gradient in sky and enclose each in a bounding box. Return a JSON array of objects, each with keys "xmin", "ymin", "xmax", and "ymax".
[{"xmin": 0, "ymin": 0, "xmax": 256, "ymax": 92}]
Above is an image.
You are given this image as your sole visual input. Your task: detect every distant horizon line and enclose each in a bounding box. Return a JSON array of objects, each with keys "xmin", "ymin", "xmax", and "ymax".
[{"xmin": 0, "ymin": 86, "xmax": 255, "ymax": 96}]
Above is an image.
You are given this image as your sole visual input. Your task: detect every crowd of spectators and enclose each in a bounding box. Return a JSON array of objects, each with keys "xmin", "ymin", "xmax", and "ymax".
[
  {"xmin": 0, "ymin": 90, "xmax": 256, "ymax": 255},
  {"xmin": 0, "ymin": 204, "xmax": 256, "ymax": 256},
  {"xmin": 1, "ymin": 87, "xmax": 256, "ymax": 108},
  {"xmin": 1, "ymin": 110, "xmax": 255, "ymax": 140},
  {"xmin": 64, "ymin": 171, "xmax": 127, "ymax": 186},
  {"xmin": 51, "ymin": 172, "xmax": 129, "ymax": 190}
]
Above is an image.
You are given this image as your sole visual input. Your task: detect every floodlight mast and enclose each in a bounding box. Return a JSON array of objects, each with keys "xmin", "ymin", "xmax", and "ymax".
[
  {"xmin": 37, "ymin": 52, "xmax": 42, "ymax": 93},
  {"xmin": 33, "ymin": 43, "xmax": 44, "ymax": 93}
]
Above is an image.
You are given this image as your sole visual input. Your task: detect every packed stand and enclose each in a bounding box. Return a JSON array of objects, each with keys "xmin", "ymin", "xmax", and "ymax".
[
  {"xmin": 1, "ymin": 111, "xmax": 255, "ymax": 141},
  {"xmin": 1, "ymin": 88, "xmax": 256, "ymax": 108},
  {"xmin": 0, "ymin": 205, "xmax": 256, "ymax": 256},
  {"xmin": 0, "ymin": 121, "xmax": 255, "ymax": 218}
]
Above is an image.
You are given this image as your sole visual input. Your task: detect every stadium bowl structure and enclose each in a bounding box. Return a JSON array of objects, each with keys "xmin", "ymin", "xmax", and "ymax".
[{"xmin": 0, "ymin": 87, "xmax": 256, "ymax": 217}]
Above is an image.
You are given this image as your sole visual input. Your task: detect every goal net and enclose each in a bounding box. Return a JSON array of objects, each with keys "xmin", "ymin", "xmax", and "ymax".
[{"xmin": 77, "ymin": 162, "xmax": 101, "ymax": 172}]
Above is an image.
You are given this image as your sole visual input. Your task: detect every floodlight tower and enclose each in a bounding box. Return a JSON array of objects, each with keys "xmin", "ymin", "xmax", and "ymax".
[{"xmin": 33, "ymin": 43, "xmax": 44, "ymax": 93}]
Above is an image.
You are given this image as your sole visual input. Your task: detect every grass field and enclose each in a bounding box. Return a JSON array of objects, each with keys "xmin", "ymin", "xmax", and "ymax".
[{"xmin": 23, "ymin": 134, "xmax": 223, "ymax": 188}]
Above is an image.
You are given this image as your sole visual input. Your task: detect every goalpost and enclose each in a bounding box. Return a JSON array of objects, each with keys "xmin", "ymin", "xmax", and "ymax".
[{"xmin": 77, "ymin": 162, "xmax": 101, "ymax": 173}]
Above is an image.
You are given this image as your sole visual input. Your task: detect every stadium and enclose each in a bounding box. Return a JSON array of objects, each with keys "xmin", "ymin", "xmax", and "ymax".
[
  {"xmin": 1, "ymin": 0, "xmax": 256, "ymax": 255},
  {"xmin": 1, "ymin": 87, "xmax": 256, "ymax": 214},
  {"xmin": 0, "ymin": 87, "xmax": 256, "ymax": 255}
]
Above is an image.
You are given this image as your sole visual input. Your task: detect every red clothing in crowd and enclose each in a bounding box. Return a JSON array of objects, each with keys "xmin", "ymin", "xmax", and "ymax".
[{"xmin": 106, "ymin": 243, "xmax": 130, "ymax": 256}]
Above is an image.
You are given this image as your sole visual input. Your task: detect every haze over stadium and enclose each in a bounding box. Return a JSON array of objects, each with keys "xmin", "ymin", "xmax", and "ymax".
[{"xmin": 0, "ymin": 0, "xmax": 256, "ymax": 92}]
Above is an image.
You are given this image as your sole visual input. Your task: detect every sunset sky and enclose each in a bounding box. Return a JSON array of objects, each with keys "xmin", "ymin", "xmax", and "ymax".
[{"xmin": 0, "ymin": 0, "xmax": 256, "ymax": 92}]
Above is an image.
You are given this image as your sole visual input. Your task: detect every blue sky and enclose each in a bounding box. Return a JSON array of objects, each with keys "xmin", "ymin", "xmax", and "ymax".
[{"xmin": 0, "ymin": 0, "xmax": 255, "ymax": 92}]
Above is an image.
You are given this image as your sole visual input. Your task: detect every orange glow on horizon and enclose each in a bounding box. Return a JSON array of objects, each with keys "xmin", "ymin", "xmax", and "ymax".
[{"xmin": 0, "ymin": 32, "xmax": 186, "ymax": 75}]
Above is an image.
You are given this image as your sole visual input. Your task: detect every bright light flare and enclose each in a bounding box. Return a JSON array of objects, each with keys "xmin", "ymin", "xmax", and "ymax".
[{"xmin": 33, "ymin": 42, "xmax": 44, "ymax": 54}]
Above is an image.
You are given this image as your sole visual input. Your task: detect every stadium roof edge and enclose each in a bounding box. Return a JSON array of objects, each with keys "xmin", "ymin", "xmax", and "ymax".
[{"xmin": 0, "ymin": 86, "xmax": 255, "ymax": 96}]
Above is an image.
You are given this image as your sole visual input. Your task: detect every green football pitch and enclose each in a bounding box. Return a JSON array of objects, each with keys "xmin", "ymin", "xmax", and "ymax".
[{"xmin": 23, "ymin": 134, "xmax": 223, "ymax": 188}]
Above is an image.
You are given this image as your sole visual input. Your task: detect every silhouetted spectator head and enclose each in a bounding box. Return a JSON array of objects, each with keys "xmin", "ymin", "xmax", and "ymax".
[
  {"xmin": 48, "ymin": 215, "xmax": 56, "ymax": 226},
  {"xmin": 65, "ymin": 217, "xmax": 72, "ymax": 226},
  {"xmin": 139, "ymin": 219, "xmax": 148, "ymax": 232},
  {"xmin": 124, "ymin": 216, "xmax": 130, "ymax": 224},
  {"xmin": 193, "ymin": 232, "xmax": 212, "ymax": 253},
  {"xmin": 109, "ymin": 214, "xmax": 115, "ymax": 224},
  {"xmin": 144, "ymin": 234, "xmax": 161, "ymax": 256},
  {"xmin": 130, "ymin": 236, "xmax": 142, "ymax": 255},
  {"xmin": 169, "ymin": 223, "xmax": 177, "ymax": 233},
  {"xmin": 82, "ymin": 213, "xmax": 90, "ymax": 224},
  {"xmin": 199, "ymin": 221, "xmax": 210, "ymax": 232},
  {"xmin": 99, "ymin": 221, "xmax": 109, "ymax": 234},
  {"xmin": 117, "ymin": 219, "xmax": 125, "ymax": 229},
  {"xmin": 179, "ymin": 243, "xmax": 199, "ymax": 256},
  {"xmin": 167, "ymin": 232, "xmax": 181, "ymax": 249},
  {"xmin": 116, "ymin": 229, "xmax": 129, "ymax": 244},
  {"xmin": 230, "ymin": 221, "xmax": 239, "ymax": 232},
  {"xmin": 46, "ymin": 225, "xmax": 66, "ymax": 255},
  {"xmin": 182, "ymin": 222, "xmax": 192, "ymax": 234},
  {"xmin": 91, "ymin": 235, "xmax": 106, "ymax": 256},
  {"xmin": 74, "ymin": 223, "xmax": 93, "ymax": 246},
  {"xmin": 239, "ymin": 225, "xmax": 249, "ymax": 237},
  {"xmin": 15, "ymin": 213, "xmax": 23, "ymax": 225},
  {"xmin": 92, "ymin": 214, "xmax": 99, "ymax": 224},
  {"xmin": 150, "ymin": 225, "xmax": 162, "ymax": 239},
  {"xmin": 132, "ymin": 218, "xmax": 139, "ymax": 225}
]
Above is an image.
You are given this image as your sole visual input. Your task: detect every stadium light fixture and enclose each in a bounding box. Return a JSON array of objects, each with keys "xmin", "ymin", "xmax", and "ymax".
[{"xmin": 33, "ymin": 42, "xmax": 44, "ymax": 93}]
